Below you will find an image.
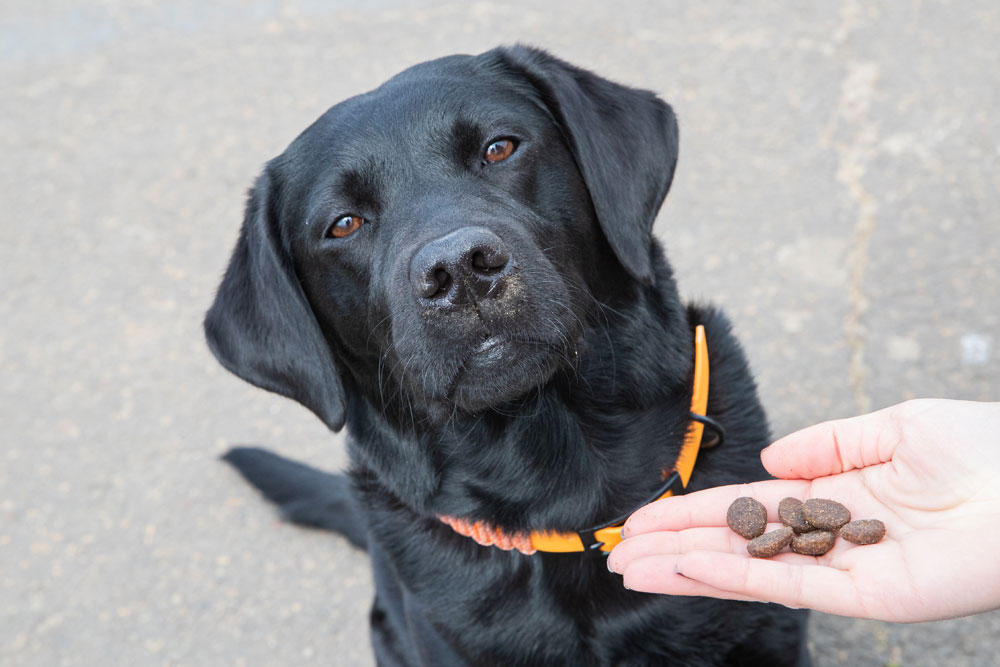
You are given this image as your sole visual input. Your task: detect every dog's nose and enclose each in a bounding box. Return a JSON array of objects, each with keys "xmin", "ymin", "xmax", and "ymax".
[{"xmin": 410, "ymin": 227, "xmax": 511, "ymax": 305}]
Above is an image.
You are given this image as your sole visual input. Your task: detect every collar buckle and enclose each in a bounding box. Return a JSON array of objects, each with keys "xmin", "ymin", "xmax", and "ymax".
[{"xmin": 575, "ymin": 470, "xmax": 686, "ymax": 554}]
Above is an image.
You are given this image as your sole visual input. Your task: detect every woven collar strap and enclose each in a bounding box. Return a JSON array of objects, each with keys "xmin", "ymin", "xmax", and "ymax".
[{"xmin": 439, "ymin": 324, "xmax": 712, "ymax": 555}]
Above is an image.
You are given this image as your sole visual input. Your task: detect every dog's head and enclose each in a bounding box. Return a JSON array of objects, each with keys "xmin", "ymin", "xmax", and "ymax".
[{"xmin": 205, "ymin": 46, "xmax": 679, "ymax": 431}]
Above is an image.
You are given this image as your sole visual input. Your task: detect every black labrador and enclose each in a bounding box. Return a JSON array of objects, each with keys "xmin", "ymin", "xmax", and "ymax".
[{"xmin": 206, "ymin": 45, "xmax": 809, "ymax": 666}]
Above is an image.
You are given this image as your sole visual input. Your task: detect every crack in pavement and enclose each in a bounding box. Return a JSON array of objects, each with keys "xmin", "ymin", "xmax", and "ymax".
[{"xmin": 820, "ymin": 1, "xmax": 880, "ymax": 414}]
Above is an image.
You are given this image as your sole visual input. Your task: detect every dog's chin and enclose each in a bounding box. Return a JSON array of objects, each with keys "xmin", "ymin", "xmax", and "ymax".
[
  {"xmin": 460, "ymin": 338, "xmax": 563, "ymax": 403},
  {"xmin": 419, "ymin": 337, "xmax": 568, "ymax": 424}
]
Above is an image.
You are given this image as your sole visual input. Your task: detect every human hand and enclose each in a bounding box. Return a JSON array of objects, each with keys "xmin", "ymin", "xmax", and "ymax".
[{"xmin": 607, "ymin": 399, "xmax": 1000, "ymax": 622}]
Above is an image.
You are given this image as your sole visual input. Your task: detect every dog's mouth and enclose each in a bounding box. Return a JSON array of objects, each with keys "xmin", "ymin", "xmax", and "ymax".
[
  {"xmin": 470, "ymin": 334, "xmax": 513, "ymax": 363},
  {"xmin": 443, "ymin": 331, "xmax": 576, "ymax": 412},
  {"xmin": 385, "ymin": 298, "xmax": 581, "ymax": 419},
  {"xmin": 399, "ymin": 333, "xmax": 566, "ymax": 425}
]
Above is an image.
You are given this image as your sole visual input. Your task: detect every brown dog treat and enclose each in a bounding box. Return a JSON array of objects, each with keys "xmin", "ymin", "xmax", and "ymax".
[
  {"xmin": 747, "ymin": 526, "xmax": 794, "ymax": 558},
  {"xmin": 802, "ymin": 499, "xmax": 851, "ymax": 531},
  {"xmin": 840, "ymin": 519, "xmax": 886, "ymax": 545},
  {"xmin": 778, "ymin": 497, "xmax": 814, "ymax": 533},
  {"xmin": 727, "ymin": 497, "xmax": 768, "ymax": 539},
  {"xmin": 790, "ymin": 530, "xmax": 836, "ymax": 556}
]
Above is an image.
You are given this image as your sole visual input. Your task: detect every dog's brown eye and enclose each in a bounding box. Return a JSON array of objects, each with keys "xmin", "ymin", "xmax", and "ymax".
[
  {"xmin": 329, "ymin": 215, "xmax": 364, "ymax": 239},
  {"xmin": 484, "ymin": 138, "xmax": 516, "ymax": 163}
]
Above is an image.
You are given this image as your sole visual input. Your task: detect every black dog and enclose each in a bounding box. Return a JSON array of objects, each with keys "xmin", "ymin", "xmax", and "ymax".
[{"xmin": 206, "ymin": 45, "xmax": 809, "ymax": 666}]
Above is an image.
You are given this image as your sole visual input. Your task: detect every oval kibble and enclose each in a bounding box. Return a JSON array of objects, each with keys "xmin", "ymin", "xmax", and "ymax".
[
  {"xmin": 727, "ymin": 497, "xmax": 768, "ymax": 539},
  {"xmin": 840, "ymin": 519, "xmax": 886, "ymax": 545},
  {"xmin": 747, "ymin": 526, "xmax": 794, "ymax": 558},
  {"xmin": 801, "ymin": 498, "xmax": 851, "ymax": 531},
  {"xmin": 790, "ymin": 530, "xmax": 836, "ymax": 556},
  {"xmin": 778, "ymin": 497, "xmax": 814, "ymax": 533}
]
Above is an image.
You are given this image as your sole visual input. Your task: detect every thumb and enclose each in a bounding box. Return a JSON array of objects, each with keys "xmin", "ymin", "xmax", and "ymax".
[{"xmin": 762, "ymin": 406, "xmax": 902, "ymax": 480}]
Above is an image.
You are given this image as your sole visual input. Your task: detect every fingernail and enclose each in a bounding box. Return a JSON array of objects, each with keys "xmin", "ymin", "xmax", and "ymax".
[
  {"xmin": 620, "ymin": 525, "xmax": 629, "ymax": 540},
  {"xmin": 607, "ymin": 558, "xmax": 615, "ymax": 573}
]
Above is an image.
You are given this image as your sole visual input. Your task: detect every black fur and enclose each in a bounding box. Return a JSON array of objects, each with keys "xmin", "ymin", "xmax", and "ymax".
[{"xmin": 207, "ymin": 45, "xmax": 809, "ymax": 666}]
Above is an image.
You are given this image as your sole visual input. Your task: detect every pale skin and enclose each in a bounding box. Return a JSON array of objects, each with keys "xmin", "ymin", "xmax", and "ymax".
[{"xmin": 607, "ymin": 399, "xmax": 1000, "ymax": 623}]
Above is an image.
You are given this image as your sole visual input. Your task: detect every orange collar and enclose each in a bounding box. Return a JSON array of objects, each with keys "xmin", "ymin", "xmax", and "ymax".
[{"xmin": 439, "ymin": 324, "xmax": 714, "ymax": 555}]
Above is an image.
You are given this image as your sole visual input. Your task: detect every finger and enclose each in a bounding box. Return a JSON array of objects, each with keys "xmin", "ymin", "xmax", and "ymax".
[
  {"xmin": 609, "ymin": 525, "xmax": 822, "ymax": 573},
  {"xmin": 618, "ymin": 554, "xmax": 764, "ymax": 603},
  {"xmin": 622, "ymin": 480, "xmax": 812, "ymax": 537},
  {"xmin": 762, "ymin": 406, "xmax": 902, "ymax": 480},
  {"xmin": 609, "ymin": 527, "xmax": 746, "ymax": 572},
  {"xmin": 670, "ymin": 550, "xmax": 867, "ymax": 618}
]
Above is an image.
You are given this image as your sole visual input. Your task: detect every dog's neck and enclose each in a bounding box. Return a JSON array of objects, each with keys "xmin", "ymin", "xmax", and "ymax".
[{"xmin": 345, "ymin": 256, "xmax": 698, "ymax": 534}]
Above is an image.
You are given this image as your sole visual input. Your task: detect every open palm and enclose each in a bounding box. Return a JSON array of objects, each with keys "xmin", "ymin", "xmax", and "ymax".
[{"xmin": 607, "ymin": 399, "xmax": 1000, "ymax": 622}]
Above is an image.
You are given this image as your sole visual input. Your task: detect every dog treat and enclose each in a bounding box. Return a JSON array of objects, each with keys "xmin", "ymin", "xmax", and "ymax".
[
  {"xmin": 727, "ymin": 497, "xmax": 768, "ymax": 539},
  {"xmin": 790, "ymin": 530, "xmax": 836, "ymax": 556},
  {"xmin": 747, "ymin": 526, "xmax": 794, "ymax": 558},
  {"xmin": 730, "ymin": 497, "xmax": 885, "ymax": 558},
  {"xmin": 777, "ymin": 497, "xmax": 814, "ymax": 533},
  {"xmin": 801, "ymin": 498, "xmax": 851, "ymax": 531},
  {"xmin": 840, "ymin": 519, "xmax": 887, "ymax": 545}
]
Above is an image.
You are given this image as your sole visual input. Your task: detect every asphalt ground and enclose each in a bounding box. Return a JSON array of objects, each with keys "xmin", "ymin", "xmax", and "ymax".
[{"xmin": 2, "ymin": 1, "xmax": 998, "ymax": 665}]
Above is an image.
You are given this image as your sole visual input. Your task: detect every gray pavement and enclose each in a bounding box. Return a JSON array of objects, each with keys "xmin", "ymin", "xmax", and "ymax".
[{"xmin": 2, "ymin": 1, "xmax": 998, "ymax": 665}]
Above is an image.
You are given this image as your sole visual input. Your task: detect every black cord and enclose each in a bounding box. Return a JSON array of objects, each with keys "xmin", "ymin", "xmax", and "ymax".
[{"xmin": 689, "ymin": 412, "xmax": 725, "ymax": 448}]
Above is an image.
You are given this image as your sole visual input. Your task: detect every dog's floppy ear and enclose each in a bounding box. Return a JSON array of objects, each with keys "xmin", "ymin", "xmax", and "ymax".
[
  {"xmin": 204, "ymin": 166, "xmax": 347, "ymax": 431},
  {"xmin": 497, "ymin": 45, "xmax": 679, "ymax": 285}
]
